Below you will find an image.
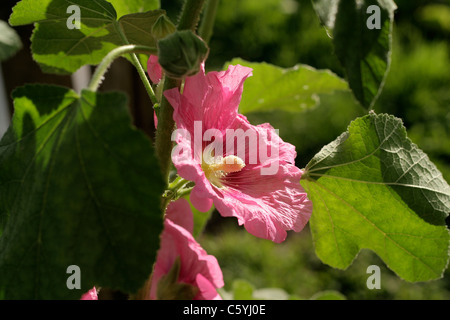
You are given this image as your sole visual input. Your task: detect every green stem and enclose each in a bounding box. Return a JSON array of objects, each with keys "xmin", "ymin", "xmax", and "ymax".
[
  {"xmin": 155, "ymin": 77, "xmax": 180, "ymax": 183},
  {"xmin": 198, "ymin": 0, "xmax": 219, "ymax": 43},
  {"xmin": 114, "ymin": 23, "xmax": 158, "ymax": 105},
  {"xmin": 155, "ymin": 0, "xmax": 207, "ymax": 185},
  {"xmin": 176, "ymin": 187, "xmax": 194, "ymax": 199},
  {"xmin": 162, "ymin": 177, "xmax": 192, "ymax": 211},
  {"xmin": 88, "ymin": 45, "xmax": 156, "ymax": 92},
  {"xmin": 178, "ymin": 0, "xmax": 206, "ymax": 31},
  {"xmin": 129, "ymin": 53, "xmax": 158, "ymax": 105},
  {"xmin": 168, "ymin": 176, "xmax": 188, "ymax": 191}
]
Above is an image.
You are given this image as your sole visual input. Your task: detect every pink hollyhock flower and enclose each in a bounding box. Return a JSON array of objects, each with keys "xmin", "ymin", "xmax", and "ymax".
[
  {"xmin": 150, "ymin": 199, "xmax": 223, "ymax": 300},
  {"xmin": 165, "ymin": 64, "xmax": 312, "ymax": 243},
  {"xmin": 80, "ymin": 287, "xmax": 98, "ymax": 300},
  {"xmin": 147, "ymin": 55, "xmax": 163, "ymax": 84}
]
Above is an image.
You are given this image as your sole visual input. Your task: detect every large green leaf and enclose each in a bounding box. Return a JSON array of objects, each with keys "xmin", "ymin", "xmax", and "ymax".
[
  {"xmin": 301, "ymin": 112, "xmax": 450, "ymax": 282},
  {"xmin": 106, "ymin": 0, "xmax": 160, "ymax": 18},
  {"xmin": 225, "ymin": 58, "xmax": 348, "ymax": 114},
  {"xmin": 9, "ymin": 0, "xmax": 164, "ymax": 74},
  {"xmin": 0, "ymin": 20, "xmax": 22, "ymax": 62},
  {"xmin": 311, "ymin": 0, "xmax": 397, "ymax": 108},
  {"xmin": 0, "ymin": 85, "xmax": 164, "ymax": 299}
]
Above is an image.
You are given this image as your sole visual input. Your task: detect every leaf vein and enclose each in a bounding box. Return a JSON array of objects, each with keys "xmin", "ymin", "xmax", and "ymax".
[{"xmin": 307, "ymin": 119, "xmax": 402, "ymax": 173}]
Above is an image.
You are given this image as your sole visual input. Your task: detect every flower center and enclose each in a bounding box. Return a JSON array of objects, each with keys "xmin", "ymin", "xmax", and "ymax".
[{"xmin": 202, "ymin": 150, "xmax": 245, "ymax": 188}]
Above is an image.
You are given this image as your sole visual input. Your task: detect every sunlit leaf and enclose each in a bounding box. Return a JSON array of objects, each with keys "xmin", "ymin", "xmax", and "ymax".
[
  {"xmin": 106, "ymin": 0, "xmax": 160, "ymax": 17},
  {"xmin": 225, "ymin": 58, "xmax": 348, "ymax": 114},
  {"xmin": 9, "ymin": 0, "xmax": 164, "ymax": 74},
  {"xmin": 302, "ymin": 112, "xmax": 450, "ymax": 282}
]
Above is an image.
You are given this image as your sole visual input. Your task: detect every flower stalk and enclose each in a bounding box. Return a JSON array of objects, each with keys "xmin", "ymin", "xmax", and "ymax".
[
  {"xmin": 113, "ymin": 23, "xmax": 159, "ymax": 104},
  {"xmin": 178, "ymin": 0, "xmax": 206, "ymax": 31},
  {"xmin": 87, "ymin": 44, "xmax": 156, "ymax": 92},
  {"xmin": 155, "ymin": 0, "xmax": 206, "ymax": 184},
  {"xmin": 199, "ymin": 0, "xmax": 220, "ymax": 44},
  {"xmin": 155, "ymin": 77, "xmax": 180, "ymax": 183}
]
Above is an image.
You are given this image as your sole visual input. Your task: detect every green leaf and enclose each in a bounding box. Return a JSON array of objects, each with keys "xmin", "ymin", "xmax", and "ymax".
[
  {"xmin": 311, "ymin": 0, "xmax": 397, "ymax": 108},
  {"xmin": 9, "ymin": 0, "xmax": 164, "ymax": 74},
  {"xmin": 0, "ymin": 20, "xmax": 22, "ymax": 62},
  {"xmin": 106, "ymin": 0, "xmax": 160, "ymax": 18},
  {"xmin": 0, "ymin": 84, "xmax": 164, "ymax": 299},
  {"xmin": 301, "ymin": 112, "xmax": 450, "ymax": 282},
  {"xmin": 225, "ymin": 58, "xmax": 348, "ymax": 114}
]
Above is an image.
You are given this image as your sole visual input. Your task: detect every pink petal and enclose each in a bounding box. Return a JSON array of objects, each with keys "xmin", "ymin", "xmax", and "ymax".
[
  {"xmin": 222, "ymin": 114, "xmax": 297, "ymax": 167},
  {"xmin": 147, "ymin": 55, "xmax": 163, "ymax": 84},
  {"xmin": 166, "ymin": 64, "xmax": 252, "ymax": 134},
  {"xmin": 171, "ymin": 137, "xmax": 215, "ymax": 213},
  {"xmin": 214, "ymin": 164, "xmax": 312, "ymax": 243},
  {"xmin": 153, "ymin": 110, "xmax": 158, "ymax": 129},
  {"xmin": 190, "ymin": 185, "xmax": 213, "ymax": 213},
  {"xmin": 164, "ymin": 198, "xmax": 193, "ymax": 234},
  {"xmin": 150, "ymin": 200, "xmax": 223, "ymax": 299},
  {"xmin": 194, "ymin": 274, "xmax": 222, "ymax": 300},
  {"xmin": 80, "ymin": 287, "xmax": 98, "ymax": 300}
]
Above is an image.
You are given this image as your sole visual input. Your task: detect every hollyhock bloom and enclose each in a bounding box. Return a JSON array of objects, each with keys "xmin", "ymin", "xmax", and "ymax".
[
  {"xmin": 80, "ymin": 287, "xmax": 98, "ymax": 300},
  {"xmin": 165, "ymin": 64, "xmax": 312, "ymax": 243},
  {"xmin": 150, "ymin": 199, "xmax": 223, "ymax": 300}
]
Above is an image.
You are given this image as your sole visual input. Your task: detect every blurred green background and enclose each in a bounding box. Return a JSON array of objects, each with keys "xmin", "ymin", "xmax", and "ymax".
[{"xmin": 164, "ymin": 0, "xmax": 450, "ymax": 300}]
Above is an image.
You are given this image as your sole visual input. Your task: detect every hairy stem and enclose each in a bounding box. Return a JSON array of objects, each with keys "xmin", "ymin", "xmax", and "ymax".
[
  {"xmin": 129, "ymin": 53, "xmax": 158, "ymax": 105},
  {"xmin": 168, "ymin": 175, "xmax": 189, "ymax": 191},
  {"xmin": 88, "ymin": 45, "xmax": 156, "ymax": 92},
  {"xmin": 176, "ymin": 187, "xmax": 194, "ymax": 199},
  {"xmin": 114, "ymin": 23, "xmax": 158, "ymax": 105},
  {"xmin": 198, "ymin": 0, "xmax": 219, "ymax": 43},
  {"xmin": 154, "ymin": 77, "xmax": 180, "ymax": 183},
  {"xmin": 155, "ymin": 0, "xmax": 206, "ymax": 184},
  {"xmin": 178, "ymin": 0, "xmax": 206, "ymax": 31}
]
